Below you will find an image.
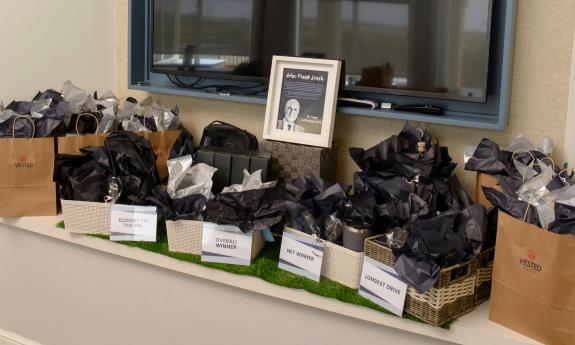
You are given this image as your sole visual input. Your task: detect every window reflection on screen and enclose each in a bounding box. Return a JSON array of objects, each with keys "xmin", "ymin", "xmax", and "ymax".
[
  {"xmin": 152, "ymin": 0, "xmax": 492, "ymax": 102},
  {"xmin": 154, "ymin": 0, "xmax": 252, "ymax": 72},
  {"xmin": 298, "ymin": 0, "xmax": 491, "ymax": 100}
]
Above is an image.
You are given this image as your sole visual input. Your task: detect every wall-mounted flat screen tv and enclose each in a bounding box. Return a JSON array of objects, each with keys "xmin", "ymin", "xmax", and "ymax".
[{"xmin": 151, "ymin": 0, "xmax": 493, "ymax": 102}]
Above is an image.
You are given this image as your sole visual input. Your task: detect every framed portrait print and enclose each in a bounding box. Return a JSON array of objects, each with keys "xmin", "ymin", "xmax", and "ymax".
[{"xmin": 263, "ymin": 56, "xmax": 342, "ymax": 148}]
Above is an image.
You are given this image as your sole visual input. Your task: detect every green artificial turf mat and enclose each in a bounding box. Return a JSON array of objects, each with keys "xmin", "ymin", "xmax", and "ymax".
[{"xmin": 56, "ymin": 221, "xmax": 453, "ymax": 329}]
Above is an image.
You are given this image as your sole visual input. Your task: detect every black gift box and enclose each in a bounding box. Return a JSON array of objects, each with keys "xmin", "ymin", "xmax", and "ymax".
[{"xmin": 196, "ymin": 146, "xmax": 271, "ymax": 193}]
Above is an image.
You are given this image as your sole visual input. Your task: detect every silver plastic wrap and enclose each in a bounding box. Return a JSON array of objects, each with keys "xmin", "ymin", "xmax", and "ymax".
[
  {"xmin": 517, "ymin": 162, "xmax": 555, "ymax": 228},
  {"xmin": 120, "ymin": 97, "xmax": 179, "ymax": 132},
  {"xmin": 140, "ymin": 96, "xmax": 154, "ymax": 108},
  {"xmin": 540, "ymin": 137, "xmax": 554, "ymax": 156},
  {"xmin": 62, "ymin": 80, "xmax": 90, "ymax": 113},
  {"xmin": 0, "ymin": 108, "xmax": 17, "ymax": 124},
  {"xmin": 514, "ymin": 158, "xmax": 538, "ymax": 181},
  {"xmin": 97, "ymin": 90, "xmax": 120, "ymax": 111},
  {"xmin": 99, "ymin": 107, "xmax": 117, "ymax": 134},
  {"xmin": 116, "ymin": 101, "xmax": 142, "ymax": 121},
  {"xmin": 324, "ymin": 213, "xmax": 343, "ymax": 243},
  {"xmin": 121, "ymin": 117, "xmax": 149, "ymax": 133},
  {"xmin": 30, "ymin": 98, "xmax": 52, "ymax": 113},
  {"xmin": 105, "ymin": 177, "xmax": 122, "ymax": 204},
  {"xmin": 167, "ymin": 105, "xmax": 180, "ymax": 127},
  {"xmin": 463, "ymin": 145, "xmax": 477, "ymax": 164},
  {"xmin": 156, "ymin": 104, "xmax": 179, "ymax": 130},
  {"xmin": 30, "ymin": 111, "xmax": 44, "ymax": 119},
  {"xmin": 550, "ymin": 185, "xmax": 575, "ymax": 208},
  {"xmin": 504, "ymin": 135, "xmax": 537, "ymax": 153},
  {"xmin": 384, "ymin": 227, "xmax": 410, "ymax": 249},
  {"xmin": 141, "ymin": 107, "xmax": 166, "ymax": 131}
]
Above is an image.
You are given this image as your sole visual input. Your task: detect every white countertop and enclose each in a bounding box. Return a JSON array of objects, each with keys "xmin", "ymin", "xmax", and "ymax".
[{"xmin": 0, "ymin": 216, "xmax": 541, "ymax": 345}]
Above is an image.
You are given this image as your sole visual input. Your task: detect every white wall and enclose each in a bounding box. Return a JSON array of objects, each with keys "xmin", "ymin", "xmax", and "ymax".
[
  {"xmin": 0, "ymin": 0, "xmax": 115, "ymax": 103},
  {"xmin": 0, "ymin": 225, "xmax": 451, "ymax": 345},
  {"xmin": 565, "ymin": 31, "xmax": 575, "ymax": 168}
]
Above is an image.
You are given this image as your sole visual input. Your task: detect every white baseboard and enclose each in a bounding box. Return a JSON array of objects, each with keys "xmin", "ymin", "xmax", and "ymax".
[{"xmin": 0, "ymin": 329, "xmax": 42, "ymax": 345}]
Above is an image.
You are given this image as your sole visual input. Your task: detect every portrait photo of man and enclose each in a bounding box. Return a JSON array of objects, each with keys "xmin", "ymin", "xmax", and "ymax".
[{"xmin": 277, "ymin": 99, "xmax": 305, "ymax": 132}]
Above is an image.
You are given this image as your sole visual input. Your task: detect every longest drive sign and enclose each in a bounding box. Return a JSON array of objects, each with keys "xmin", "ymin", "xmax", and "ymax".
[{"xmin": 359, "ymin": 257, "xmax": 408, "ymax": 317}]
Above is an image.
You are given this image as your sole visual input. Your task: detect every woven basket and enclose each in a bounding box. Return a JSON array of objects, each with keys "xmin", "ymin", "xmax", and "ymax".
[
  {"xmin": 365, "ymin": 235, "xmax": 477, "ymax": 289},
  {"xmin": 167, "ymin": 220, "xmax": 266, "ymax": 260},
  {"xmin": 474, "ymin": 247, "xmax": 495, "ymax": 305},
  {"xmin": 406, "ymin": 277, "xmax": 477, "ymax": 326},
  {"xmin": 365, "ymin": 234, "xmax": 477, "ymax": 326},
  {"xmin": 61, "ymin": 200, "xmax": 111, "ymax": 235},
  {"xmin": 284, "ymin": 227, "xmax": 364, "ymax": 289}
]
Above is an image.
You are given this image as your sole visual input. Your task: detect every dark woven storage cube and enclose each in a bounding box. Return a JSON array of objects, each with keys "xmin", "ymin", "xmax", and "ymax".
[
  {"xmin": 474, "ymin": 247, "xmax": 495, "ymax": 305},
  {"xmin": 364, "ymin": 235, "xmax": 477, "ymax": 326},
  {"xmin": 260, "ymin": 140, "xmax": 337, "ymax": 182}
]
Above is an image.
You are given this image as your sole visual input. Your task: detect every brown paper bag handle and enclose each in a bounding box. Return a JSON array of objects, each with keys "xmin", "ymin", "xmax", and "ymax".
[
  {"xmin": 12, "ymin": 115, "xmax": 36, "ymax": 138},
  {"xmin": 76, "ymin": 112, "xmax": 100, "ymax": 135}
]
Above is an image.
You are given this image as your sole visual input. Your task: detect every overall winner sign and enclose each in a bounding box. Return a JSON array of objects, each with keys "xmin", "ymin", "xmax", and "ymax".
[
  {"xmin": 359, "ymin": 256, "xmax": 408, "ymax": 317},
  {"xmin": 278, "ymin": 231, "xmax": 325, "ymax": 282},
  {"xmin": 201, "ymin": 223, "xmax": 255, "ymax": 266},
  {"xmin": 110, "ymin": 205, "xmax": 157, "ymax": 242}
]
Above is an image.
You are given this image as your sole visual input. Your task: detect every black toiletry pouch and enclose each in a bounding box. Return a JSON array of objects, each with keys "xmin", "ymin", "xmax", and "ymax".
[{"xmin": 200, "ymin": 120, "xmax": 258, "ymax": 151}]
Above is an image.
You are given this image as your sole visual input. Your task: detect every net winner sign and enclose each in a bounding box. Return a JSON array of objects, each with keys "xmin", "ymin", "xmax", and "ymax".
[{"xmin": 278, "ymin": 231, "xmax": 325, "ymax": 282}]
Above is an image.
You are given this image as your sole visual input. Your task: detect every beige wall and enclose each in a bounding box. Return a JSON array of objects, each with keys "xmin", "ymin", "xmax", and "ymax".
[
  {"xmin": 565, "ymin": 31, "xmax": 575, "ymax": 168},
  {"xmin": 0, "ymin": 0, "xmax": 115, "ymax": 102},
  {"xmin": 116, "ymin": 1, "xmax": 575, "ymax": 193}
]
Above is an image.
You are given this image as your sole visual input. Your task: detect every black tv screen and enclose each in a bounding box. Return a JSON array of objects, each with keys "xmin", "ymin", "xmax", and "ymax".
[{"xmin": 152, "ymin": 0, "xmax": 493, "ymax": 102}]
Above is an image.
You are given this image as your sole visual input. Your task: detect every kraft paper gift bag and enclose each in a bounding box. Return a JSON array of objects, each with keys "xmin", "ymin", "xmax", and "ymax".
[
  {"xmin": 57, "ymin": 113, "xmax": 108, "ymax": 155},
  {"xmin": 489, "ymin": 212, "xmax": 575, "ymax": 345},
  {"xmin": 0, "ymin": 116, "xmax": 57, "ymax": 216},
  {"xmin": 476, "ymin": 173, "xmax": 501, "ymax": 209},
  {"xmin": 137, "ymin": 130, "xmax": 181, "ymax": 180}
]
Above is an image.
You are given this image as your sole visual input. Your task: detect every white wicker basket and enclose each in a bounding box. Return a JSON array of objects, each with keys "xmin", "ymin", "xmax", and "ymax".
[
  {"xmin": 60, "ymin": 200, "xmax": 111, "ymax": 235},
  {"xmin": 284, "ymin": 227, "xmax": 364, "ymax": 289},
  {"xmin": 167, "ymin": 220, "xmax": 266, "ymax": 259},
  {"xmin": 250, "ymin": 229, "xmax": 266, "ymax": 259},
  {"xmin": 166, "ymin": 220, "xmax": 204, "ymax": 255}
]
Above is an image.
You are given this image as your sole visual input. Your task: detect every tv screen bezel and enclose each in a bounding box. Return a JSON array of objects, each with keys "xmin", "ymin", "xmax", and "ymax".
[{"xmin": 149, "ymin": 0, "xmax": 493, "ymax": 103}]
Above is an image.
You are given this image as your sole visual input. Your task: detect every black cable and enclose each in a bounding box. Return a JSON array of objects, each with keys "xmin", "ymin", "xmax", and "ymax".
[
  {"xmin": 167, "ymin": 74, "xmax": 186, "ymax": 88},
  {"xmin": 174, "ymin": 75, "xmax": 202, "ymax": 88},
  {"xmin": 167, "ymin": 73, "xmax": 267, "ymax": 95},
  {"xmin": 167, "ymin": 74, "xmax": 202, "ymax": 88},
  {"xmin": 168, "ymin": 75, "xmax": 227, "ymax": 91}
]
